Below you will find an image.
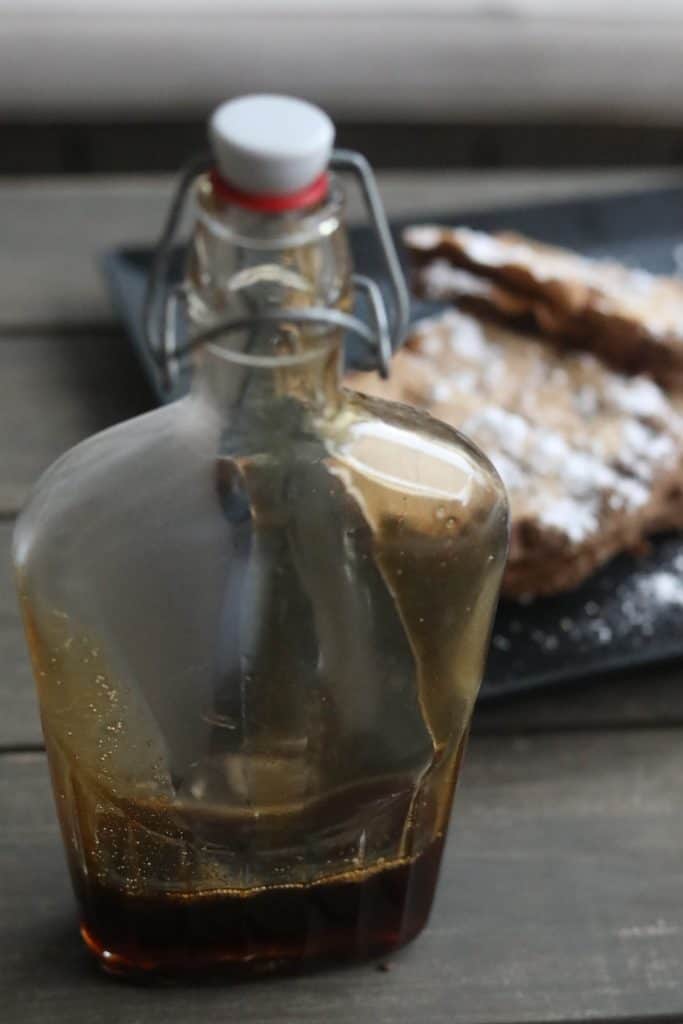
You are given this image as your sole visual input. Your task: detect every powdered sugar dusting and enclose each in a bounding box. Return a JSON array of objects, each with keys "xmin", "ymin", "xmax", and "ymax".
[
  {"xmin": 444, "ymin": 312, "xmax": 490, "ymax": 361},
  {"xmin": 380, "ymin": 308, "xmax": 683, "ymax": 553},
  {"xmin": 419, "ymin": 259, "xmax": 498, "ymax": 301},
  {"xmin": 432, "ymin": 380, "xmax": 454, "ymax": 404},
  {"xmin": 406, "ymin": 222, "xmax": 683, "ymax": 340},
  {"xmin": 488, "ymin": 452, "xmax": 526, "ymax": 491},
  {"xmin": 489, "ymin": 544, "xmax": 683, "ymax": 668},
  {"xmin": 451, "ymin": 227, "xmax": 517, "ymax": 269},
  {"xmin": 419, "ymin": 333, "xmax": 444, "ymax": 357},
  {"xmin": 639, "ymin": 571, "xmax": 683, "ymax": 608},
  {"xmin": 460, "ymin": 400, "xmax": 652, "ymax": 545},
  {"xmin": 620, "ymin": 420, "xmax": 676, "ymax": 480},
  {"xmin": 402, "ymin": 224, "xmax": 443, "ymax": 250},
  {"xmin": 537, "ymin": 500, "xmax": 599, "ymax": 545},
  {"xmin": 605, "ymin": 376, "xmax": 669, "ymax": 421}
]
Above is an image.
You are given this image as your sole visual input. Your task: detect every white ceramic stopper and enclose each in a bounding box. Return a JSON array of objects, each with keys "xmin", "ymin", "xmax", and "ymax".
[{"xmin": 209, "ymin": 94, "xmax": 335, "ymax": 196}]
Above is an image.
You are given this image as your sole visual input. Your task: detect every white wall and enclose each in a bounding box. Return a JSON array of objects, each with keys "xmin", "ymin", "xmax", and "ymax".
[{"xmin": 2, "ymin": 2, "xmax": 683, "ymax": 121}]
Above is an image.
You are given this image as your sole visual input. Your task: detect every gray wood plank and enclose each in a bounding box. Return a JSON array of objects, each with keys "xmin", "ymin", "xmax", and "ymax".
[
  {"xmin": 0, "ymin": 522, "xmax": 38, "ymax": 748},
  {"xmin": 2, "ymin": 170, "xmax": 681, "ymax": 330},
  {"xmin": 5, "ymin": 562, "xmax": 683, "ymax": 749},
  {"xmin": 4, "ymin": 508, "xmax": 683, "ymax": 748},
  {"xmin": 0, "ymin": 332, "xmax": 153, "ymax": 515},
  {"xmin": 0, "ymin": 178, "xmax": 173, "ymax": 331},
  {"xmin": 0, "ymin": 327, "xmax": 151, "ymax": 747},
  {"xmin": 3, "ymin": 730, "xmax": 683, "ymax": 1023},
  {"xmin": 473, "ymin": 661, "xmax": 683, "ymax": 734},
  {"xmin": 0, "ymin": 326, "xmax": 153, "ymax": 746}
]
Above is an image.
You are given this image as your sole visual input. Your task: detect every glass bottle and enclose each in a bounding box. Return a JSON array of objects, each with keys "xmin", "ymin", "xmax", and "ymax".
[{"xmin": 13, "ymin": 96, "xmax": 509, "ymax": 978}]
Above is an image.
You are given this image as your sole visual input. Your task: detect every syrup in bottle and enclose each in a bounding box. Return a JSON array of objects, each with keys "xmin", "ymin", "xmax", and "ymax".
[{"xmin": 15, "ymin": 95, "xmax": 509, "ymax": 977}]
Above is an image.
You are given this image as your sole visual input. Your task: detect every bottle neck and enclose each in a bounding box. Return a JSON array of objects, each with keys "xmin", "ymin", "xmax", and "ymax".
[
  {"xmin": 186, "ymin": 171, "xmax": 352, "ymax": 323},
  {"xmin": 193, "ymin": 167, "xmax": 345, "ymax": 231},
  {"xmin": 194, "ymin": 334, "xmax": 345, "ymax": 425},
  {"xmin": 186, "ymin": 170, "xmax": 352, "ymax": 423}
]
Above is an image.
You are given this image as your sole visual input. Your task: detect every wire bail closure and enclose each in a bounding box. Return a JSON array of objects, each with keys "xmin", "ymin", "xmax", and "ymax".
[{"xmin": 143, "ymin": 150, "xmax": 409, "ymax": 394}]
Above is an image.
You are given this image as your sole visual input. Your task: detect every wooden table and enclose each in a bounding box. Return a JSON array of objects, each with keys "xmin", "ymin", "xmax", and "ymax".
[{"xmin": 3, "ymin": 169, "xmax": 683, "ymax": 1024}]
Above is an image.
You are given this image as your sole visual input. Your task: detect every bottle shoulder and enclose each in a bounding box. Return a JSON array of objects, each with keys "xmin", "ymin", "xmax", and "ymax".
[
  {"xmin": 14, "ymin": 386, "xmax": 509, "ymax": 578},
  {"xmin": 13, "ymin": 400, "xmax": 201, "ymax": 569},
  {"xmin": 334, "ymin": 389, "xmax": 509, "ymax": 512}
]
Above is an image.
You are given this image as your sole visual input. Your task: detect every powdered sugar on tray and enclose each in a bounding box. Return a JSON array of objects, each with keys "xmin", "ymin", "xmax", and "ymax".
[
  {"xmin": 638, "ymin": 571, "xmax": 683, "ymax": 608},
  {"xmin": 491, "ymin": 556, "xmax": 683, "ymax": 661}
]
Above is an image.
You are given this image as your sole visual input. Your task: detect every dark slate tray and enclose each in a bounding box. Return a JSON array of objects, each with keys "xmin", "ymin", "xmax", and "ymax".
[{"xmin": 102, "ymin": 185, "xmax": 683, "ymax": 700}]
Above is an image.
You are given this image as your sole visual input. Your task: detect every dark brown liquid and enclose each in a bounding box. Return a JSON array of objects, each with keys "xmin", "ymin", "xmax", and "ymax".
[{"xmin": 76, "ymin": 836, "xmax": 444, "ymax": 977}]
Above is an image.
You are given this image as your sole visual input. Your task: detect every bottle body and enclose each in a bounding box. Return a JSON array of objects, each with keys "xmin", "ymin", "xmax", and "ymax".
[
  {"xmin": 14, "ymin": 346, "xmax": 508, "ymax": 974},
  {"xmin": 15, "ymin": 144, "xmax": 508, "ymax": 976}
]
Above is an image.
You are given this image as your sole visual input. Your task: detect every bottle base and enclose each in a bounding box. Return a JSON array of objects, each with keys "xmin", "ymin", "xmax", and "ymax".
[
  {"xmin": 78, "ymin": 837, "xmax": 444, "ymax": 980},
  {"xmin": 81, "ymin": 919, "xmax": 428, "ymax": 981}
]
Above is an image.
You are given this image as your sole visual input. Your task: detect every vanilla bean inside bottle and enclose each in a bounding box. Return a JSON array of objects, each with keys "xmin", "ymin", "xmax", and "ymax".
[{"xmin": 14, "ymin": 95, "xmax": 509, "ymax": 977}]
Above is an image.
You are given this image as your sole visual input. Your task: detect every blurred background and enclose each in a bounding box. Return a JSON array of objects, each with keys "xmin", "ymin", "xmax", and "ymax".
[
  {"xmin": 3, "ymin": 0, "xmax": 683, "ymax": 175},
  {"xmin": 6, "ymin": 7, "xmax": 683, "ymax": 1019}
]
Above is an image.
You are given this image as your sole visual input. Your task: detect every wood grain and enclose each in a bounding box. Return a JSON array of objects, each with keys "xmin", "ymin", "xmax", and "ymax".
[
  {"xmin": 3, "ymin": 501, "xmax": 683, "ymax": 748},
  {"xmin": 1, "ymin": 170, "xmax": 681, "ymax": 331},
  {"xmin": 3, "ymin": 731, "xmax": 683, "ymax": 1023},
  {"xmin": 5, "ymin": 170, "xmax": 683, "ymax": 1024},
  {"xmin": 2, "ymin": 327, "xmax": 683, "ymax": 746}
]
